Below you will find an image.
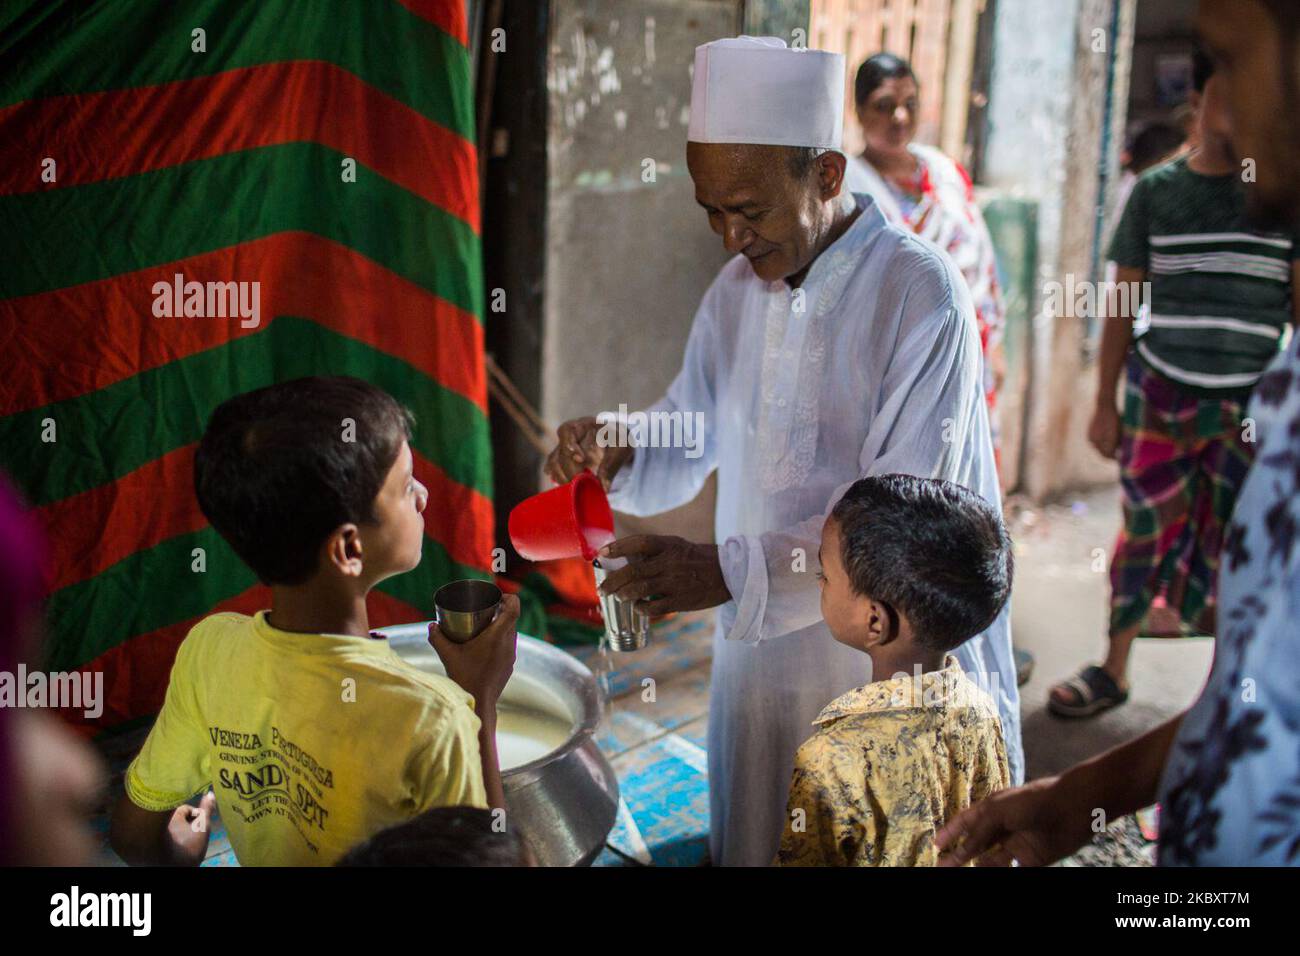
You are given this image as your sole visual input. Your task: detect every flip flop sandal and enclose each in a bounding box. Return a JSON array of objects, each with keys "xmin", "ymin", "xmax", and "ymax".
[
  {"xmin": 1048, "ymin": 665, "xmax": 1129, "ymax": 718},
  {"xmin": 1014, "ymin": 648, "xmax": 1035, "ymax": 687}
]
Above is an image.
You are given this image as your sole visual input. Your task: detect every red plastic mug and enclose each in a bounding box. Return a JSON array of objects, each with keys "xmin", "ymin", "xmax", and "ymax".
[{"xmin": 508, "ymin": 471, "xmax": 615, "ymax": 562}]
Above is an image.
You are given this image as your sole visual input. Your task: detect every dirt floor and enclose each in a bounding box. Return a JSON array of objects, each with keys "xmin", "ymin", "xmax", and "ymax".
[{"xmin": 1006, "ymin": 485, "xmax": 1214, "ymax": 865}]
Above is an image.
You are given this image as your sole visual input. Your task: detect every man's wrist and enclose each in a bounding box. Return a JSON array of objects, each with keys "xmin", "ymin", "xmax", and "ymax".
[
  {"xmin": 712, "ymin": 545, "xmax": 731, "ymax": 603},
  {"xmin": 605, "ymin": 446, "xmax": 634, "ymax": 487}
]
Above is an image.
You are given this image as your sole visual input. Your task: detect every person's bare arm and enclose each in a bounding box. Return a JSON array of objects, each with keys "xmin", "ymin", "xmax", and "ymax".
[
  {"xmin": 474, "ymin": 712, "xmax": 506, "ymax": 813},
  {"xmin": 109, "ymin": 792, "xmax": 215, "ymax": 866},
  {"xmin": 1088, "ymin": 265, "xmax": 1145, "ymax": 459},
  {"xmin": 429, "ymin": 594, "xmax": 519, "ymax": 814},
  {"xmin": 936, "ymin": 714, "xmax": 1182, "ymax": 866}
]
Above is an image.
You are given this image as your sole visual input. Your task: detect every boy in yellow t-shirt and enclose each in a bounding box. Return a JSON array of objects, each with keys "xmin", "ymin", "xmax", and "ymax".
[
  {"xmin": 775, "ymin": 475, "xmax": 1011, "ymax": 867},
  {"xmin": 109, "ymin": 377, "xmax": 518, "ymax": 866}
]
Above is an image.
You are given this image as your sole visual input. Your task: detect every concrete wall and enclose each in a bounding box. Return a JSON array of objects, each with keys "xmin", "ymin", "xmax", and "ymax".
[
  {"xmin": 983, "ymin": 0, "xmax": 1135, "ymax": 500},
  {"xmin": 1045, "ymin": 0, "xmax": 1134, "ymax": 498},
  {"xmin": 983, "ymin": 0, "xmax": 1077, "ymax": 302},
  {"xmin": 542, "ymin": 0, "xmax": 740, "ymax": 429}
]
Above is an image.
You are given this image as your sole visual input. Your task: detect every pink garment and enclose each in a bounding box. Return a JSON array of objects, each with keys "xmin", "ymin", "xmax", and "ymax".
[{"xmin": 0, "ymin": 475, "xmax": 49, "ymax": 864}]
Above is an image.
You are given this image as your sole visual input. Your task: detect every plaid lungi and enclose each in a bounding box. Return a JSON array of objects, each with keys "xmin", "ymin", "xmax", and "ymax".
[{"xmin": 1109, "ymin": 354, "xmax": 1255, "ymax": 635}]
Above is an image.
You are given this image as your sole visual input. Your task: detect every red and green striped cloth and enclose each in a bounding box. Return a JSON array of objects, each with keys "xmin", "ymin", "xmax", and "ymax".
[{"xmin": 0, "ymin": 0, "xmax": 522, "ymax": 735}]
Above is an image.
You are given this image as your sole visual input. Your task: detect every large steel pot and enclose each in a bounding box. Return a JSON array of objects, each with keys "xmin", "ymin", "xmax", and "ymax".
[{"xmin": 378, "ymin": 624, "xmax": 619, "ymax": 866}]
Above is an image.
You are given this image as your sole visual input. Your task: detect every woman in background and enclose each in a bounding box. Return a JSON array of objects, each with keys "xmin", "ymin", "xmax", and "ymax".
[
  {"xmin": 845, "ymin": 53, "xmax": 1032, "ymax": 686},
  {"xmin": 845, "ymin": 53, "xmax": 1007, "ymax": 460}
]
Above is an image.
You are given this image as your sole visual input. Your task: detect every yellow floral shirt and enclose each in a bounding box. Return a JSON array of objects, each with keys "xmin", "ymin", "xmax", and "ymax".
[{"xmin": 775, "ymin": 656, "xmax": 1009, "ymax": 867}]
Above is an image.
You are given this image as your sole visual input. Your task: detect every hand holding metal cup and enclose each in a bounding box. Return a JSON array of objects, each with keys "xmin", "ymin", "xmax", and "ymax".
[
  {"xmin": 434, "ymin": 579, "xmax": 504, "ymax": 643},
  {"xmin": 592, "ymin": 557, "xmax": 649, "ymax": 652}
]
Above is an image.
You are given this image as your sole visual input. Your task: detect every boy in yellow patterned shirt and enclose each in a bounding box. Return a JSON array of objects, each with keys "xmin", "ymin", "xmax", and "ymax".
[{"xmin": 776, "ymin": 475, "xmax": 1011, "ymax": 866}]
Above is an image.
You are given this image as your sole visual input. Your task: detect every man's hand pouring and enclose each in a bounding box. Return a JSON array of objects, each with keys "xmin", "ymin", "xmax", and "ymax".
[{"xmin": 544, "ymin": 416, "xmax": 634, "ymax": 490}]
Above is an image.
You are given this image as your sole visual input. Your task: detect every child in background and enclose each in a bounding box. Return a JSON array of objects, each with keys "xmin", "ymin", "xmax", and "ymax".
[
  {"xmin": 336, "ymin": 806, "xmax": 528, "ymax": 866},
  {"xmin": 1052, "ymin": 50, "xmax": 1299, "ymax": 717},
  {"xmin": 110, "ymin": 376, "xmax": 517, "ymax": 866},
  {"xmin": 775, "ymin": 475, "xmax": 1012, "ymax": 867}
]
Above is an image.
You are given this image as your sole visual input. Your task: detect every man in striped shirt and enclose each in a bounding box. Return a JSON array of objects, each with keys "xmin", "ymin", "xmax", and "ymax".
[{"xmin": 1050, "ymin": 49, "xmax": 1300, "ymax": 718}]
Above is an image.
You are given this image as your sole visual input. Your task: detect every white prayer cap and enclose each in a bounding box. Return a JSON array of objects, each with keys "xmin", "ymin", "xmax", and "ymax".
[{"xmin": 688, "ymin": 36, "xmax": 844, "ymax": 149}]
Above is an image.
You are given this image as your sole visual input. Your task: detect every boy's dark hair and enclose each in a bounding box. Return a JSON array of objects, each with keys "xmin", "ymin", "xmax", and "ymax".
[
  {"xmin": 854, "ymin": 52, "xmax": 917, "ymax": 108},
  {"xmin": 829, "ymin": 474, "xmax": 1012, "ymax": 653},
  {"xmin": 1192, "ymin": 47, "xmax": 1214, "ymax": 94},
  {"xmin": 195, "ymin": 376, "xmax": 413, "ymax": 585},
  {"xmin": 335, "ymin": 806, "xmax": 526, "ymax": 866},
  {"xmin": 1126, "ymin": 120, "xmax": 1184, "ymax": 174}
]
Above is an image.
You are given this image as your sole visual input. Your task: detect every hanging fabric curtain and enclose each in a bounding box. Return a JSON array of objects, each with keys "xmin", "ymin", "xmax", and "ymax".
[{"xmin": 0, "ymin": 0, "xmax": 495, "ymax": 734}]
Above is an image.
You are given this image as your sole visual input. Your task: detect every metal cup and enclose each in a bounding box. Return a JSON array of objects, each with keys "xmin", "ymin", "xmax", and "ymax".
[
  {"xmin": 592, "ymin": 560, "xmax": 648, "ymax": 652},
  {"xmin": 434, "ymin": 579, "xmax": 503, "ymax": 643}
]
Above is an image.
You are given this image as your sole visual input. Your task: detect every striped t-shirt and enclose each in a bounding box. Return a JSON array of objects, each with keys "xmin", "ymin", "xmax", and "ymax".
[{"xmin": 1108, "ymin": 155, "xmax": 1298, "ymax": 392}]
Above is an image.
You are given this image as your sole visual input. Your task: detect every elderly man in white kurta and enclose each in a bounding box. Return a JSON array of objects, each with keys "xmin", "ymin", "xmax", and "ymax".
[{"xmin": 545, "ymin": 36, "xmax": 1022, "ymax": 866}]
